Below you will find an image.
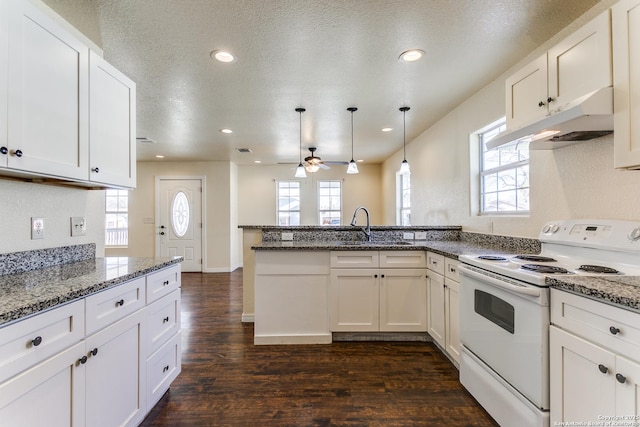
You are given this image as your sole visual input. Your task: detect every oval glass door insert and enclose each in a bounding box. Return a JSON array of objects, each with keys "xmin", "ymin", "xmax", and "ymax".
[{"xmin": 171, "ymin": 191, "xmax": 190, "ymax": 237}]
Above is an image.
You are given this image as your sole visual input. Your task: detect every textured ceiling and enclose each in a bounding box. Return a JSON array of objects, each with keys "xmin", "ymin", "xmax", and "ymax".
[{"xmin": 44, "ymin": 0, "xmax": 600, "ymax": 165}]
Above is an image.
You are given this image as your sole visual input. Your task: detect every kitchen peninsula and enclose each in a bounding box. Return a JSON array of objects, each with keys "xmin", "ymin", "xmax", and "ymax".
[{"xmin": 240, "ymin": 225, "xmax": 541, "ymax": 348}]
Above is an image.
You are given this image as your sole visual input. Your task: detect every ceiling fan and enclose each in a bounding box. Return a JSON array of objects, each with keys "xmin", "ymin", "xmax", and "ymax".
[{"xmin": 303, "ymin": 147, "xmax": 349, "ymax": 172}]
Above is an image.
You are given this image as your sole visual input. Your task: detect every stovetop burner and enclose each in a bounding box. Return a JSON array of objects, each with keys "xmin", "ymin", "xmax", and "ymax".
[
  {"xmin": 514, "ymin": 255, "xmax": 557, "ymax": 262},
  {"xmin": 577, "ymin": 265, "xmax": 621, "ymax": 274},
  {"xmin": 521, "ymin": 264, "xmax": 570, "ymax": 274},
  {"xmin": 478, "ymin": 255, "xmax": 507, "ymax": 261}
]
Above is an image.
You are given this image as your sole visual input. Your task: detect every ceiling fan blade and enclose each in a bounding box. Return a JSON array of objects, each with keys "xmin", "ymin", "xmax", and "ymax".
[{"xmin": 319, "ymin": 163, "xmax": 331, "ymax": 170}]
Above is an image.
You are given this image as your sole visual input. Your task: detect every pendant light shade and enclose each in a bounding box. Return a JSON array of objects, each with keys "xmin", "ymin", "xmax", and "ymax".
[
  {"xmin": 399, "ymin": 106, "xmax": 411, "ymax": 175},
  {"xmin": 294, "ymin": 107, "xmax": 307, "ymax": 178},
  {"xmin": 346, "ymin": 107, "xmax": 359, "ymax": 174}
]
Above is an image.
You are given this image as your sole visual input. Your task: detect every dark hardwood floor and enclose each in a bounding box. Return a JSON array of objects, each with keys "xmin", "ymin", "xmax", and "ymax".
[{"xmin": 140, "ymin": 270, "xmax": 498, "ymax": 427}]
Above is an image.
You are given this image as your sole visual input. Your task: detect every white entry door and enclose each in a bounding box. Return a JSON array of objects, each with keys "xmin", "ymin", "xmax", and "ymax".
[{"xmin": 157, "ymin": 178, "xmax": 203, "ymax": 272}]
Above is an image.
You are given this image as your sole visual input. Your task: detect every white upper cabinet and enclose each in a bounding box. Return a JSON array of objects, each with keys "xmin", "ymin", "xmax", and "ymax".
[
  {"xmin": 506, "ymin": 10, "xmax": 612, "ymax": 131},
  {"xmin": 0, "ymin": 1, "xmax": 8, "ymax": 167},
  {"xmin": 89, "ymin": 51, "xmax": 136, "ymax": 188},
  {"xmin": 6, "ymin": 0, "xmax": 89, "ymax": 180},
  {"xmin": 613, "ymin": 0, "xmax": 640, "ymax": 169}
]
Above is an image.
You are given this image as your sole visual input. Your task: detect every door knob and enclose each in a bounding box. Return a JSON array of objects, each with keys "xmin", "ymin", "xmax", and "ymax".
[
  {"xmin": 0, "ymin": 146, "xmax": 7, "ymax": 155},
  {"xmin": 159, "ymin": 231, "xmax": 165, "ymax": 235}
]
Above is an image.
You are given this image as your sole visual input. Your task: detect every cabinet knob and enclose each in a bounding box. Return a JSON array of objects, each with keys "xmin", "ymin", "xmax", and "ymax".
[
  {"xmin": 616, "ymin": 373, "xmax": 627, "ymax": 384},
  {"xmin": 374, "ymin": 274, "xmax": 378, "ymax": 278},
  {"xmin": 538, "ymin": 101, "xmax": 545, "ymax": 107},
  {"xmin": 547, "ymin": 97, "xmax": 555, "ymax": 103},
  {"xmin": 160, "ymin": 231, "xmax": 165, "ymax": 236},
  {"xmin": 91, "ymin": 167, "xmax": 99, "ymax": 173},
  {"xmin": 610, "ymin": 326, "xmax": 620, "ymax": 335},
  {"xmin": 13, "ymin": 149, "xmax": 23, "ymax": 157},
  {"xmin": 163, "ymin": 316, "xmax": 170, "ymax": 323},
  {"xmin": 381, "ymin": 274, "xmax": 385, "ymax": 278},
  {"xmin": 31, "ymin": 336, "xmax": 43, "ymax": 347},
  {"xmin": 90, "ymin": 348, "xmax": 98, "ymax": 356},
  {"xmin": 163, "ymin": 280, "xmax": 170, "ymax": 286},
  {"xmin": 163, "ymin": 365, "xmax": 170, "ymax": 373},
  {"xmin": 598, "ymin": 364, "xmax": 609, "ymax": 374},
  {"xmin": 0, "ymin": 146, "xmax": 7, "ymax": 155},
  {"xmin": 79, "ymin": 355, "xmax": 88, "ymax": 365},
  {"xmin": 115, "ymin": 299, "xmax": 125, "ymax": 307}
]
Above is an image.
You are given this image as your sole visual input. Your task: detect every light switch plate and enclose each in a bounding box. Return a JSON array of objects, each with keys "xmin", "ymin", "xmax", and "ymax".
[
  {"xmin": 403, "ymin": 232, "xmax": 414, "ymax": 240},
  {"xmin": 31, "ymin": 217, "xmax": 45, "ymax": 240},
  {"xmin": 415, "ymin": 231, "xmax": 427, "ymax": 240},
  {"xmin": 71, "ymin": 217, "xmax": 86, "ymax": 237},
  {"xmin": 281, "ymin": 232, "xmax": 294, "ymax": 241}
]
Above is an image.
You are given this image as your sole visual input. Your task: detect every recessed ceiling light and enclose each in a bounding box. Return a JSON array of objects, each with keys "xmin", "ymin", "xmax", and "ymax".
[
  {"xmin": 399, "ymin": 49, "xmax": 425, "ymax": 62},
  {"xmin": 382, "ymin": 127, "xmax": 393, "ymax": 132},
  {"xmin": 254, "ymin": 160, "xmax": 262, "ymax": 164},
  {"xmin": 220, "ymin": 128, "xmax": 233, "ymax": 134},
  {"xmin": 356, "ymin": 159, "xmax": 364, "ymax": 163},
  {"xmin": 155, "ymin": 155, "xmax": 165, "ymax": 159},
  {"xmin": 210, "ymin": 50, "xmax": 235, "ymax": 63}
]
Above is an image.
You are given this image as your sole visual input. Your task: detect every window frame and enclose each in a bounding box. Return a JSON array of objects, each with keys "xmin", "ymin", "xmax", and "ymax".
[
  {"xmin": 478, "ymin": 118, "xmax": 530, "ymax": 215},
  {"xmin": 105, "ymin": 189, "xmax": 129, "ymax": 247},
  {"xmin": 276, "ymin": 180, "xmax": 301, "ymax": 226},
  {"xmin": 396, "ymin": 172, "xmax": 411, "ymax": 225},
  {"xmin": 318, "ymin": 180, "xmax": 342, "ymax": 226}
]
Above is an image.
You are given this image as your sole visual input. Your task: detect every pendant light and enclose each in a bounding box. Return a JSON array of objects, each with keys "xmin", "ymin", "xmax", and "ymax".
[
  {"xmin": 294, "ymin": 107, "xmax": 307, "ymax": 178},
  {"xmin": 346, "ymin": 107, "xmax": 359, "ymax": 174},
  {"xmin": 399, "ymin": 106, "xmax": 411, "ymax": 175}
]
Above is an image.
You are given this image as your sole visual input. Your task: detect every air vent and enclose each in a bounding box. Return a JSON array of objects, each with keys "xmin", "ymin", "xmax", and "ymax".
[
  {"xmin": 236, "ymin": 148, "xmax": 253, "ymax": 153},
  {"xmin": 136, "ymin": 137, "xmax": 156, "ymax": 144}
]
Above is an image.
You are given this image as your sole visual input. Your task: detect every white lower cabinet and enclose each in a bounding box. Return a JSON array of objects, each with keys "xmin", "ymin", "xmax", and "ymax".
[
  {"xmin": 426, "ymin": 252, "xmax": 460, "ymax": 364},
  {"xmin": 550, "ymin": 289, "xmax": 640, "ymax": 424},
  {"xmin": 0, "ymin": 263, "xmax": 182, "ymax": 427},
  {"xmin": 329, "ymin": 251, "xmax": 427, "ymax": 333}
]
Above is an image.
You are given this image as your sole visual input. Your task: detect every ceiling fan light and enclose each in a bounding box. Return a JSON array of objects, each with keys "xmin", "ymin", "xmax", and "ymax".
[
  {"xmin": 305, "ymin": 164, "xmax": 320, "ymax": 173},
  {"xmin": 295, "ymin": 163, "xmax": 307, "ymax": 178},
  {"xmin": 399, "ymin": 159, "xmax": 411, "ymax": 175},
  {"xmin": 346, "ymin": 160, "xmax": 359, "ymax": 174}
]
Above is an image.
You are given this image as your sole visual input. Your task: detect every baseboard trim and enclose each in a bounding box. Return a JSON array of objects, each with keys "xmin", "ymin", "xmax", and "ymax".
[{"xmin": 254, "ymin": 334, "xmax": 332, "ymax": 345}]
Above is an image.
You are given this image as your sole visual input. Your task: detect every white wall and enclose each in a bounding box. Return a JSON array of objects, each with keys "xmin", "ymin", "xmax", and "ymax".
[
  {"xmin": 237, "ymin": 163, "xmax": 383, "ymax": 226},
  {"xmin": 382, "ymin": 0, "xmax": 639, "ymax": 238},
  {"xmin": 0, "ymin": 179, "xmax": 105, "ymax": 255}
]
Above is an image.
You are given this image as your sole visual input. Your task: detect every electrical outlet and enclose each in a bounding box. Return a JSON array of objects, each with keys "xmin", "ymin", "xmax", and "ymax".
[
  {"xmin": 403, "ymin": 232, "xmax": 414, "ymax": 240},
  {"xmin": 31, "ymin": 217, "xmax": 45, "ymax": 240},
  {"xmin": 281, "ymin": 232, "xmax": 294, "ymax": 241},
  {"xmin": 71, "ymin": 217, "xmax": 86, "ymax": 237},
  {"xmin": 415, "ymin": 231, "xmax": 427, "ymax": 240}
]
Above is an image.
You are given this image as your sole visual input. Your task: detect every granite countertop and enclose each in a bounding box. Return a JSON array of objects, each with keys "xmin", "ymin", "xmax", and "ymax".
[
  {"xmin": 252, "ymin": 240, "xmax": 530, "ymax": 260},
  {"xmin": 239, "ymin": 225, "xmax": 462, "ymax": 230},
  {"xmin": 0, "ymin": 256, "xmax": 183, "ymax": 327},
  {"xmin": 548, "ymin": 275, "xmax": 640, "ymax": 313}
]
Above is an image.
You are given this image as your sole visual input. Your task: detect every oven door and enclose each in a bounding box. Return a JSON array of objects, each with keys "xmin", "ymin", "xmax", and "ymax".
[{"xmin": 459, "ymin": 264, "xmax": 550, "ymax": 410}]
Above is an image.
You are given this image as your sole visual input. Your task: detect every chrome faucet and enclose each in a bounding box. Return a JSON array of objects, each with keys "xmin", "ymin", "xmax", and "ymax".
[{"xmin": 350, "ymin": 206, "xmax": 371, "ymax": 241}]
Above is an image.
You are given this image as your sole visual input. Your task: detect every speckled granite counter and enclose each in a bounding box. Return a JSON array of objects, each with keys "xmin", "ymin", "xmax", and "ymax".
[
  {"xmin": 548, "ymin": 276, "xmax": 640, "ymax": 313},
  {"xmin": 0, "ymin": 256, "xmax": 183, "ymax": 327}
]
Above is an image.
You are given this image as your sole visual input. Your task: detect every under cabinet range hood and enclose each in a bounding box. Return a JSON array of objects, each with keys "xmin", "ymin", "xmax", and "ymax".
[{"xmin": 487, "ymin": 86, "xmax": 613, "ymax": 150}]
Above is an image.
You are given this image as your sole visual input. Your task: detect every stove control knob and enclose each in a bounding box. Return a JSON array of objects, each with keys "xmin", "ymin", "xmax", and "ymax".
[
  {"xmin": 550, "ymin": 224, "xmax": 560, "ymax": 233},
  {"xmin": 628, "ymin": 227, "xmax": 640, "ymax": 242},
  {"xmin": 543, "ymin": 225, "xmax": 551, "ymax": 234}
]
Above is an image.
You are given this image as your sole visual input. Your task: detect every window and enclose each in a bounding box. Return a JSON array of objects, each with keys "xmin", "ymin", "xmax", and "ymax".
[
  {"xmin": 105, "ymin": 189, "xmax": 128, "ymax": 246},
  {"xmin": 318, "ymin": 181, "xmax": 342, "ymax": 225},
  {"xmin": 277, "ymin": 181, "xmax": 300, "ymax": 225},
  {"xmin": 479, "ymin": 119, "xmax": 530, "ymax": 214},
  {"xmin": 397, "ymin": 173, "xmax": 411, "ymax": 225}
]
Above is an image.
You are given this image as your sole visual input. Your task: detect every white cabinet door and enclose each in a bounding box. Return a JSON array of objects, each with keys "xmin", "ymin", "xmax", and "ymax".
[
  {"xmin": 0, "ymin": 341, "xmax": 85, "ymax": 427},
  {"xmin": 380, "ymin": 268, "xmax": 427, "ymax": 332},
  {"xmin": 616, "ymin": 356, "xmax": 640, "ymax": 419},
  {"xmin": 89, "ymin": 51, "xmax": 136, "ymax": 188},
  {"xmin": 6, "ymin": 0, "xmax": 89, "ymax": 180},
  {"xmin": 427, "ymin": 270, "xmax": 445, "ymax": 347},
  {"xmin": 506, "ymin": 54, "xmax": 548, "ymax": 130},
  {"xmin": 330, "ymin": 269, "xmax": 379, "ymax": 332},
  {"xmin": 550, "ymin": 326, "xmax": 616, "ymax": 425},
  {"xmin": 445, "ymin": 278, "xmax": 460, "ymax": 364},
  {"xmin": 85, "ymin": 310, "xmax": 146, "ymax": 427},
  {"xmin": 548, "ymin": 10, "xmax": 611, "ymax": 109},
  {"xmin": 613, "ymin": 0, "xmax": 640, "ymax": 169},
  {"xmin": 0, "ymin": 0, "xmax": 7, "ymax": 168}
]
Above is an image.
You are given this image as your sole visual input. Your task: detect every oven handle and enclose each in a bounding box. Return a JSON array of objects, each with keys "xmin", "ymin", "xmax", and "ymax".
[{"xmin": 458, "ymin": 264, "xmax": 541, "ymax": 297}]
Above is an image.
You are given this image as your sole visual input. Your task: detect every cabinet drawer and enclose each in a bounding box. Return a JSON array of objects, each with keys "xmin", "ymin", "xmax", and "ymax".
[
  {"xmin": 551, "ymin": 289, "xmax": 640, "ymax": 362},
  {"xmin": 0, "ymin": 300, "xmax": 84, "ymax": 384},
  {"xmin": 330, "ymin": 251, "xmax": 378, "ymax": 268},
  {"xmin": 444, "ymin": 258, "xmax": 460, "ymax": 282},
  {"xmin": 147, "ymin": 331, "xmax": 182, "ymax": 411},
  {"xmin": 379, "ymin": 251, "xmax": 426, "ymax": 268},
  {"xmin": 147, "ymin": 289, "xmax": 181, "ymax": 355},
  {"xmin": 147, "ymin": 264, "xmax": 181, "ymax": 304},
  {"xmin": 85, "ymin": 277, "xmax": 145, "ymax": 335},
  {"xmin": 426, "ymin": 252, "xmax": 445, "ymax": 275}
]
